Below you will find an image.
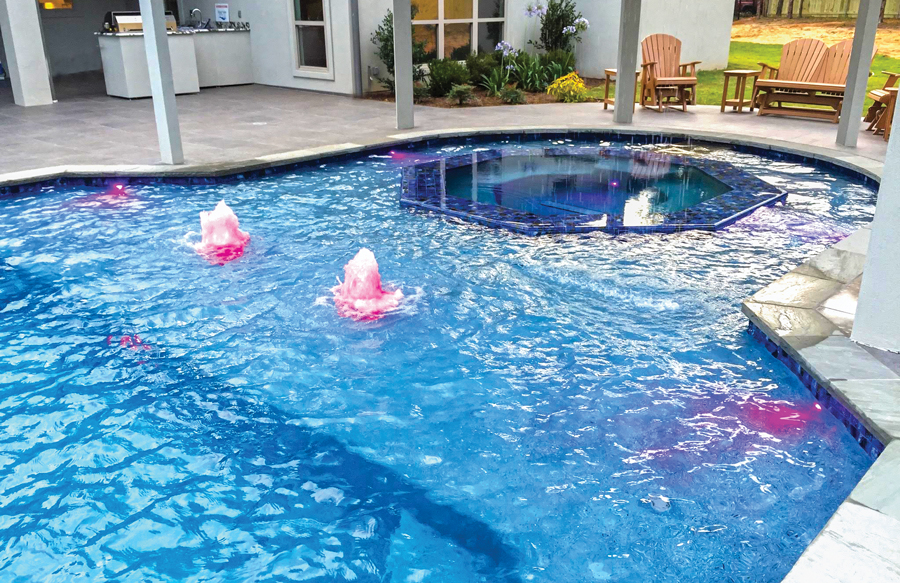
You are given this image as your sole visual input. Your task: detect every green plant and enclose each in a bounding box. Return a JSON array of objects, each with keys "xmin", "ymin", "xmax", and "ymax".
[
  {"xmin": 542, "ymin": 49, "xmax": 576, "ymax": 72},
  {"xmin": 512, "ymin": 52, "xmax": 549, "ymax": 92},
  {"xmin": 413, "ymin": 84, "xmax": 431, "ymax": 102},
  {"xmin": 480, "ymin": 67, "xmax": 506, "ymax": 96},
  {"xmin": 370, "ymin": 8, "xmax": 430, "ymax": 94},
  {"xmin": 530, "ymin": 0, "xmax": 588, "ymax": 53},
  {"xmin": 500, "ymin": 87, "xmax": 527, "ymax": 104},
  {"xmin": 447, "ymin": 84, "xmax": 476, "ymax": 106},
  {"xmin": 466, "ymin": 51, "xmax": 499, "ymax": 83},
  {"xmin": 547, "ymin": 71, "xmax": 587, "ymax": 103},
  {"xmin": 427, "ymin": 58, "xmax": 471, "ymax": 97}
]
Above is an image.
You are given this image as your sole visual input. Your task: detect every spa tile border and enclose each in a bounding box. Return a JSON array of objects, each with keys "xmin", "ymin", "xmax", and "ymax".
[{"xmin": 399, "ymin": 146, "xmax": 785, "ymax": 235}]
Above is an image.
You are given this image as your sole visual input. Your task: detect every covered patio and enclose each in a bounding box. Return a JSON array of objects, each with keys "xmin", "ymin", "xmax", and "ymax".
[{"xmin": 0, "ymin": 77, "xmax": 889, "ymax": 179}]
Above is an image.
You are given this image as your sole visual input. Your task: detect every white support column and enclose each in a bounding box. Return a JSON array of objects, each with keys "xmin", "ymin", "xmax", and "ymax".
[
  {"xmin": 613, "ymin": 0, "xmax": 641, "ymax": 125},
  {"xmin": 139, "ymin": 0, "xmax": 184, "ymax": 165},
  {"xmin": 0, "ymin": 0, "xmax": 53, "ymax": 107},
  {"xmin": 852, "ymin": 99, "xmax": 900, "ymax": 353},
  {"xmin": 392, "ymin": 0, "xmax": 415, "ymax": 130},
  {"xmin": 836, "ymin": 0, "xmax": 879, "ymax": 147}
]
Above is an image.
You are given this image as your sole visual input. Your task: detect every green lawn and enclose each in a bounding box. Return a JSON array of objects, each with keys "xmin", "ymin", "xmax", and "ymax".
[{"xmin": 586, "ymin": 41, "xmax": 900, "ymax": 109}]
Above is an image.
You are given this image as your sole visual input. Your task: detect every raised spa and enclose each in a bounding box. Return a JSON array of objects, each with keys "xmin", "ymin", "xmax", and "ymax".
[{"xmin": 400, "ymin": 146, "xmax": 787, "ymax": 234}]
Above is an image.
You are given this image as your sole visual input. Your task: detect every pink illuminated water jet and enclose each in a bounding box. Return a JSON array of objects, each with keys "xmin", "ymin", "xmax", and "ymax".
[
  {"xmin": 332, "ymin": 248, "xmax": 403, "ymax": 321},
  {"xmin": 195, "ymin": 201, "xmax": 250, "ymax": 265}
]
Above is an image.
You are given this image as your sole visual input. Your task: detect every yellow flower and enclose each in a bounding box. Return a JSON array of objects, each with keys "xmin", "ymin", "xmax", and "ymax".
[{"xmin": 547, "ymin": 72, "xmax": 587, "ymax": 103}]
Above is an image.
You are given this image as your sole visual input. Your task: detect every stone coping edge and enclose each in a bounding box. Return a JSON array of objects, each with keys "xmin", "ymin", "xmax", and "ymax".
[{"xmin": 0, "ymin": 126, "xmax": 884, "ymax": 193}]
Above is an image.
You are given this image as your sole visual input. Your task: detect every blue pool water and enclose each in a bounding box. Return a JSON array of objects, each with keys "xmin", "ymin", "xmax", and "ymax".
[{"xmin": 0, "ymin": 138, "xmax": 877, "ymax": 582}]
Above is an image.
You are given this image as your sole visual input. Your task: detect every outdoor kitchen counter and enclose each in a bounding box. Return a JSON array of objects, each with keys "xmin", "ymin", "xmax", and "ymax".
[{"xmin": 96, "ymin": 31, "xmax": 200, "ymax": 99}]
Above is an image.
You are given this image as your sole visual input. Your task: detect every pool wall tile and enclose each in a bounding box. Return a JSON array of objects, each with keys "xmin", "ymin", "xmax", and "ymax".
[{"xmin": 747, "ymin": 321, "xmax": 885, "ymax": 460}]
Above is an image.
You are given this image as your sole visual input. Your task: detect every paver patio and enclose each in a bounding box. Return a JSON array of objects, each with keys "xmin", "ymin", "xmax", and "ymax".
[{"xmin": 0, "ymin": 76, "xmax": 888, "ymax": 180}]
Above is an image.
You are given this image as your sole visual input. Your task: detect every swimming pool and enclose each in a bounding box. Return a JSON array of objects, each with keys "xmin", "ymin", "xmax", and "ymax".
[{"xmin": 0, "ymin": 137, "xmax": 877, "ymax": 582}]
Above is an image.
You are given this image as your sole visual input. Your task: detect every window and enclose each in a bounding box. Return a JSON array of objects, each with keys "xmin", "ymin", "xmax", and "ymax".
[
  {"xmin": 291, "ymin": 0, "xmax": 333, "ymax": 78},
  {"xmin": 412, "ymin": 0, "xmax": 505, "ymax": 61}
]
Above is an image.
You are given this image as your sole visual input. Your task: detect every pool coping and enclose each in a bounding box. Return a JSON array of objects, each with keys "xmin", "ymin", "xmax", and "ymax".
[{"xmin": 1, "ymin": 125, "xmax": 897, "ymax": 582}]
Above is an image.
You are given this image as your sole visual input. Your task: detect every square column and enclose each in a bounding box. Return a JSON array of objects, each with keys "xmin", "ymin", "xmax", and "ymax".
[
  {"xmin": 0, "ymin": 0, "xmax": 53, "ymax": 107},
  {"xmin": 836, "ymin": 0, "xmax": 879, "ymax": 147},
  {"xmin": 139, "ymin": 0, "xmax": 184, "ymax": 165},
  {"xmin": 852, "ymin": 97, "xmax": 900, "ymax": 353},
  {"xmin": 613, "ymin": 0, "xmax": 641, "ymax": 124},
  {"xmin": 392, "ymin": 0, "xmax": 415, "ymax": 130}
]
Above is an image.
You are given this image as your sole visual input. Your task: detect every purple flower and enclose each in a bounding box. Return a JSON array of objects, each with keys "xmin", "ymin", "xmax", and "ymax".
[
  {"xmin": 563, "ymin": 25, "xmax": 577, "ymax": 35},
  {"xmin": 495, "ymin": 40, "xmax": 518, "ymax": 57},
  {"xmin": 525, "ymin": 2, "xmax": 546, "ymax": 18},
  {"xmin": 574, "ymin": 17, "xmax": 590, "ymax": 30}
]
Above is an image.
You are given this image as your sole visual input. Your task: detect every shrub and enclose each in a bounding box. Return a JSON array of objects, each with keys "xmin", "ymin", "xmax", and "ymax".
[
  {"xmin": 447, "ymin": 84, "xmax": 477, "ymax": 106},
  {"xmin": 466, "ymin": 51, "xmax": 499, "ymax": 83},
  {"xmin": 530, "ymin": 0, "xmax": 588, "ymax": 53},
  {"xmin": 427, "ymin": 58, "xmax": 471, "ymax": 97},
  {"xmin": 547, "ymin": 72, "xmax": 587, "ymax": 103},
  {"xmin": 413, "ymin": 84, "xmax": 431, "ymax": 102},
  {"xmin": 371, "ymin": 8, "xmax": 430, "ymax": 93},
  {"xmin": 500, "ymin": 87, "xmax": 526, "ymax": 105}
]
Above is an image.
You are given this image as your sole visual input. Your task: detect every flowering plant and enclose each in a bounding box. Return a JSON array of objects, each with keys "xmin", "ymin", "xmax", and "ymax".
[
  {"xmin": 547, "ymin": 71, "xmax": 587, "ymax": 103},
  {"xmin": 530, "ymin": 0, "xmax": 588, "ymax": 53},
  {"xmin": 524, "ymin": 2, "xmax": 547, "ymax": 18}
]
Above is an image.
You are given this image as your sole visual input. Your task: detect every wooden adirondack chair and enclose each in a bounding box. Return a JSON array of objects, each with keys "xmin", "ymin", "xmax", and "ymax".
[
  {"xmin": 865, "ymin": 71, "xmax": 900, "ymax": 132},
  {"xmin": 753, "ymin": 39, "xmax": 863, "ymax": 123},
  {"xmin": 640, "ymin": 34, "xmax": 700, "ymax": 112}
]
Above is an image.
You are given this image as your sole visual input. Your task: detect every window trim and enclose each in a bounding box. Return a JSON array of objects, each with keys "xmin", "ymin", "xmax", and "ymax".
[
  {"xmin": 412, "ymin": 0, "xmax": 506, "ymax": 60},
  {"xmin": 288, "ymin": 0, "xmax": 335, "ymax": 81}
]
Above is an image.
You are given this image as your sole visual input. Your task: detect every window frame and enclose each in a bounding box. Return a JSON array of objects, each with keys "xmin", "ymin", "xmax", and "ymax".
[
  {"xmin": 288, "ymin": 0, "xmax": 335, "ymax": 81},
  {"xmin": 412, "ymin": 0, "xmax": 506, "ymax": 60}
]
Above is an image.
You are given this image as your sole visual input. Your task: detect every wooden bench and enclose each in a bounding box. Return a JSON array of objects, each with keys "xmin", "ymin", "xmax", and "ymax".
[{"xmin": 753, "ymin": 39, "xmax": 871, "ymax": 123}]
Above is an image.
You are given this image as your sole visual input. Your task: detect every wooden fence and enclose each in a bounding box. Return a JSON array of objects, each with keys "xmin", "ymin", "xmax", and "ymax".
[{"xmin": 764, "ymin": 0, "xmax": 900, "ymax": 18}]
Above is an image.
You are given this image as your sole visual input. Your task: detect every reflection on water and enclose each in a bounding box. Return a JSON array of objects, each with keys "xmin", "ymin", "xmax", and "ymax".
[{"xmin": 444, "ymin": 152, "xmax": 732, "ymax": 225}]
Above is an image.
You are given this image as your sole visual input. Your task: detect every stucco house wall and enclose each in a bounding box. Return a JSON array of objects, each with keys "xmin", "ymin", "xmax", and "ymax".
[{"xmin": 24, "ymin": 0, "xmax": 731, "ymax": 96}]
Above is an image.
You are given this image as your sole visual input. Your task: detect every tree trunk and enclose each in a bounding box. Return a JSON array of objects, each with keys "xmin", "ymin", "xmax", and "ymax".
[
  {"xmin": 776, "ymin": 0, "xmax": 785, "ymax": 16},
  {"xmin": 787, "ymin": 0, "xmax": 795, "ymax": 18},
  {"xmin": 798, "ymin": 0, "xmax": 804, "ymax": 18},
  {"xmin": 758, "ymin": 0, "xmax": 765, "ymax": 17},
  {"xmin": 880, "ymin": 0, "xmax": 887, "ymax": 22}
]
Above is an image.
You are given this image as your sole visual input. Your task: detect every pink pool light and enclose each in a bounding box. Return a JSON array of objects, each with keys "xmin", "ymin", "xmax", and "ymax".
[
  {"xmin": 333, "ymin": 248, "xmax": 403, "ymax": 321},
  {"xmin": 196, "ymin": 201, "xmax": 250, "ymax": 265}
]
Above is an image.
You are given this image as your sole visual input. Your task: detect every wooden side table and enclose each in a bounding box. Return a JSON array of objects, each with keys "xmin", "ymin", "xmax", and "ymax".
[
  {"xmin": 721, "ymin": 69, "xmax": 761, "ymax": 113},
  {"xmin": 603, "ymin": 68, "xmax": 640, "ymax": 113}
]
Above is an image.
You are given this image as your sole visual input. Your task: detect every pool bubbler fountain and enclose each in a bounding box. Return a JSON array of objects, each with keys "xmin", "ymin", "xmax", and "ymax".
[
  {"xmin": 333, "ymin": 248, "xmax": 403, "ymax": 321},
  {"xmin": 196, "ymin": 201, "xmax": 250, "ymax": 265}
]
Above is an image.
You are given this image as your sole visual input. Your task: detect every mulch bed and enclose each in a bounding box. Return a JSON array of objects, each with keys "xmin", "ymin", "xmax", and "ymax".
[{"xmin": 363, "ymin": 77, "xmax": 606, "ymax": 108}]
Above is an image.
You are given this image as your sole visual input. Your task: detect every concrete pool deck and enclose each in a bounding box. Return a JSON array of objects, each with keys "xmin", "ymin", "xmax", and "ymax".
[{"xmin": 1, "ymin": 82, "xmax": 898, "ymax": 582}]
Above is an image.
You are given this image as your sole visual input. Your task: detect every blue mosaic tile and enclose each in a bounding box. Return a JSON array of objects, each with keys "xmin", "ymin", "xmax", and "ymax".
[{"xmin": 747, "ymin": 321, "xmax": 885, "ymax": 461}]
